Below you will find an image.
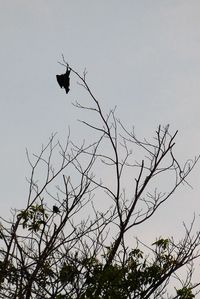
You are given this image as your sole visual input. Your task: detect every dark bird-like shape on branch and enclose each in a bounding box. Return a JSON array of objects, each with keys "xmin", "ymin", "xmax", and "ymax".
[
  {"xmin": 53, "ymin": 205, "xmax": 60, "ymax": 213},
  {"xmin": 56, "ymin": 66, "xmax": 71, "ymax": 94}
]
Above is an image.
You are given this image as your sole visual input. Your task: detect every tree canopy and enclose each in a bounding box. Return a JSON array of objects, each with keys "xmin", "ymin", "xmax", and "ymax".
[{"xmin": 0, "ymin": 59, "xmax": 200, "ymax": 298}]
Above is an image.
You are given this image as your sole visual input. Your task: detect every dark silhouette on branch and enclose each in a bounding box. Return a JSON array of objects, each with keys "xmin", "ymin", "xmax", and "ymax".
[
  {"xmin": 53, "ymin": 205, "xmax": 60, "ymax": 213},
  {"xmin": 56, "ymin": 65, "xmax": 71, "ymax": 94}
]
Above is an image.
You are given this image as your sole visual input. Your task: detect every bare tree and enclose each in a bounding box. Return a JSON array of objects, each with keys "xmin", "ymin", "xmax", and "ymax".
[{"xmin": 0, "ymin": 59, "xmax": 200, "ymax": 299}]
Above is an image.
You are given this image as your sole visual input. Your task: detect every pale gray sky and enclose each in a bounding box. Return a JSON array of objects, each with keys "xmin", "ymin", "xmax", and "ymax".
[{"xmin": 1, "ymin": 1, "xmax": 200, "ymax": 247}]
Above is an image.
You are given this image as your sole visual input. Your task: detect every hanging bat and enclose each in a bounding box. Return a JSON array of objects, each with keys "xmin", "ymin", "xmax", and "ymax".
[{"xmin": 56, "ymin": 66, "xmax": 71, "ymax": 94}]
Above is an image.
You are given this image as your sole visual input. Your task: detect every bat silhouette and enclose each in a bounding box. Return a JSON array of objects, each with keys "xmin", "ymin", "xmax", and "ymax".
[{"xmin": 56, "ymin": 66, "xmax": 71, "ymax": 94}]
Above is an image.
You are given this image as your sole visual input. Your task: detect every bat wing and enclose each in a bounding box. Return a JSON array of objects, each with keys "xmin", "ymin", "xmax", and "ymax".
[
  {"xmin": 56, "ymin": 74, "xmax": 65, "ymax": 88},
  {"xmin": 56, "ymin": 69, "xmax": 71, "ymax": 94},
  {"xmin": 63, "ymin": 76, "xmax": 70, "ymax": 94}
]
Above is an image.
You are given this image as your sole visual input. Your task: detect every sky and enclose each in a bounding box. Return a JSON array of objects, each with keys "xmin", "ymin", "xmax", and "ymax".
[{"xmin": 1, "ymin": 1, "xmax": 200, "ymax": 255}]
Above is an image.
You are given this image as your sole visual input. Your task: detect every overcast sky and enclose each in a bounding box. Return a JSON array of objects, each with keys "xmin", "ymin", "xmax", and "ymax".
[{"xmin": 1, "ymin": 1, "xmax": 200, "ymax": 250}]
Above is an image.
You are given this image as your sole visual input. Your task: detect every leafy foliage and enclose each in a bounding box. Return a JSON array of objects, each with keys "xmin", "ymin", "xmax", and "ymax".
[{"xmin": 17, "ymin": 204, "xmax": 47, "ymax": 232}]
